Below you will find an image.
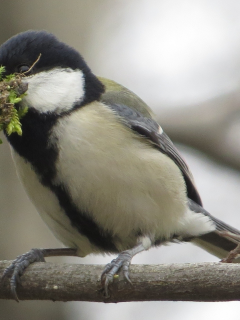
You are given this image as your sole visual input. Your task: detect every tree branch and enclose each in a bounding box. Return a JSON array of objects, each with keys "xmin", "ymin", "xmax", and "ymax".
[{"xmin": 1, "ymin": 261, "xmax": 240, "ymax": 302}]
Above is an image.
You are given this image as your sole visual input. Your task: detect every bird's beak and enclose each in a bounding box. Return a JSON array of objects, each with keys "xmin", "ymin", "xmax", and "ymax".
[{"xmin": 17, "ymin": 82, "xmax": 28, "ymax": 95}]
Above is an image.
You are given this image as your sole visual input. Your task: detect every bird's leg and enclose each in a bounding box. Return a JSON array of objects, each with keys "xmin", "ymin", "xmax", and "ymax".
[
  {"xmin": 217, "ymin": 231, "xmax": 240, "ymax": 263},
  {"xmin": 101, "ymin": 239, "xmax": 151, "ymax": 297},
  {"xmin": 2, "ymin": 247, "xmax": 78, "ymax": 302},
  {"xmin": 221, "ymin": 244, "xmax": 240, "ymax": 263}
]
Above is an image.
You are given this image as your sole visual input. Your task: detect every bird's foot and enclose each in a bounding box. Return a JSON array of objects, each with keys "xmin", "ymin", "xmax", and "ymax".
[
  {"xmin": 2, "ymin": 248, "xmax": 45, "ymax": 302},
  {"xmin": 221, "ymin": 243, "xmax": 240, "ymax": 263},
  {"xmin": 101, "ymin": 250, "xmax": 133, "ymax": 297},
  {"xmin": 217, "ymin": 231, "xmax": 240, "ymax": 263}
]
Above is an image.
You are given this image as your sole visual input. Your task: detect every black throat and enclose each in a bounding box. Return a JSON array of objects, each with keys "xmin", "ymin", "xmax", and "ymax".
[
  {"xmin": 6, "ymin": 109, "xmax": 58, "ymax": 182},
  {"xmin": 6, "ymin": 109, "xmax": 59, "ymax": 184}
]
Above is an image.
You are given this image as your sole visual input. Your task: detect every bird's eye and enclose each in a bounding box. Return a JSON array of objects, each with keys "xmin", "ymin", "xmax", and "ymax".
[{"xmin": 18, "ymin": 65, "xmax": 31, "ymax": 74}]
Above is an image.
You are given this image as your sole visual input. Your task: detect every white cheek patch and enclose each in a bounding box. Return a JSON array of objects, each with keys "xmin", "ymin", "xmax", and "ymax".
[{"xmin": 22, "ymin": 68, "xmax": 85, "ymax": 114}]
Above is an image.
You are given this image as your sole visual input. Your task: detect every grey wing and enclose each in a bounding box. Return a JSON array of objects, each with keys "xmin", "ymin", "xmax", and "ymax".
[{"xmin": 107, "ymin": 103, "xmax": 202, "ymax": 206}]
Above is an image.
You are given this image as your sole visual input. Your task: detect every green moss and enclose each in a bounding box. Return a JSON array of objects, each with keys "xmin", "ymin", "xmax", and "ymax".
[{"xmin": 0, "ymin": 66, "xmax": 28, "ymax": 144}]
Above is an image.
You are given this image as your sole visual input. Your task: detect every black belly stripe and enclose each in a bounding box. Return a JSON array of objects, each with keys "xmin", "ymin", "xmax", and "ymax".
[
  {"xmin": 6, "ymin": 109, "xmax": 118, "ymax": 253},
  {"xmin": 50, "ymin": 183, "xmax": 118, "ymax": 253}
]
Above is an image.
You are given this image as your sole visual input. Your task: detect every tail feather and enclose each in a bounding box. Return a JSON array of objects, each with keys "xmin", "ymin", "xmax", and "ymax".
[{"xmin": 188, "ymin": 199, "xmax": 240, "ymax": 261}]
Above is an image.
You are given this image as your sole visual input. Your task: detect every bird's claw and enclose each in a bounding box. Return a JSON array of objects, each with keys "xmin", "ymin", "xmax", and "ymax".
[
  {"xmin": 101, "ymin": 251, "xmax": 133, "ymax": 297},
  {"xmin": 2, "ymin": 248, "xmax": 45, "ymax": 302}
]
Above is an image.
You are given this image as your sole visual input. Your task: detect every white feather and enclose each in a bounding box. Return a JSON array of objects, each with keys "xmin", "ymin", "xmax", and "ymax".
[{"xmin": 22, "ymin": 68, "xmax": 85, "ymax": 113}]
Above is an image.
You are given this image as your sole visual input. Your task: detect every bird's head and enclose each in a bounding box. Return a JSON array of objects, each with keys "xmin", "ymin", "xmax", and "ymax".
[{"xmin": 0, "ymin": 30, "xmax": 104, "ymax": 115}]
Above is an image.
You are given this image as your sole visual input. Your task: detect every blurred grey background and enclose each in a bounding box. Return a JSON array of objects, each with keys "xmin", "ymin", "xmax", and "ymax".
[{"xmin": 1, "ymin": 0, "xmax": 240, "ymax": 319}]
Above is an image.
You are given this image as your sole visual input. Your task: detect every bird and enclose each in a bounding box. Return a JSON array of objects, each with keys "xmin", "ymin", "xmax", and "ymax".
[{"xmin": 0, "ymin": 30, "xmax": 240, "ymax": 301}]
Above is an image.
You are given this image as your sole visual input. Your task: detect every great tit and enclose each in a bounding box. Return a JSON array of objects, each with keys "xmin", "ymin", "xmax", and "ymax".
[{"xmin": 1, "ymin": 30, "xmax": 240, "ymax": 300}]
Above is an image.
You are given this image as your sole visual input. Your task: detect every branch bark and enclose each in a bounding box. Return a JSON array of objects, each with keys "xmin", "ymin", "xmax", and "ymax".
[{"xmin": 1, "ymin": 261, "xmax": 240, "ymax": 302}]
